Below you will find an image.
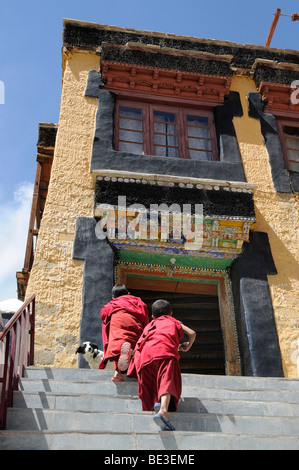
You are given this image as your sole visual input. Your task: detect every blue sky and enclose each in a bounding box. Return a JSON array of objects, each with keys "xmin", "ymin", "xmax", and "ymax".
[{"xmin": 0, "ymin": 0, "xmax": 299, "ymax": 301}]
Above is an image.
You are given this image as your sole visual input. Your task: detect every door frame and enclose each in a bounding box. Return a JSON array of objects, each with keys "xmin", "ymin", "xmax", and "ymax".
[{"xmin": 116, "ymin": 260, "xmax": 241, "ymax": 376}]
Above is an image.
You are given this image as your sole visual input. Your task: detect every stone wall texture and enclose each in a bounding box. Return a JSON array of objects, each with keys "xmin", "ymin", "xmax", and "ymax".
[
  {"xmin": 231, "ymin": 76, "xmax": 299, "ymax": 377},
  {"xmin": 26, "ymin": 52, "xmax": 99, "ymax": 367}
]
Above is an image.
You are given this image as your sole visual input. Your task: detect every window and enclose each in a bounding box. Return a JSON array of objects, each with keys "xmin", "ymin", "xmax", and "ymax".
[
  {"xmin": 277, "ymin": 120, "xmax": 299, "ymax": 172},
  {"xmin": 118, "ymin": 106, "xmax": 144, "ymax": 155},
  {"xmin": 114, "ymin": 99, "xmax": 218, "ymax": 161}
]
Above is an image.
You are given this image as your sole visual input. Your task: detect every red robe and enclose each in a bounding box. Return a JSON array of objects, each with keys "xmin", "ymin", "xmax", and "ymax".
[
  {"xmin": 127, "ymin": 315, "xmax": 184, "ymax": 411},
  {"xmin": 99, "ymin": 294, "xmax": 149, "ymax": 369}
]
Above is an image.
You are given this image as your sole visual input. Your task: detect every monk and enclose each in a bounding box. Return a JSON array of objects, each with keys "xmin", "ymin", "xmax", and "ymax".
[
  {"xmin": 127, "ymin": 299, "xmax": 196, "ymax": 431},
  {"xmin": 99, "ymin": 284, "xmax": 149, "ymax": 381}
]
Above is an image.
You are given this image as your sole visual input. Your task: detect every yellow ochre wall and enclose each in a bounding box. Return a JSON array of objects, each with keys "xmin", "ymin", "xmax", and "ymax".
[
  {"xmin": 26, "ymin": 52, "xmax": 99, "ymax": 367},
  {"xmin": 231, "ymin": 76, "xmax": 299, "ymax": 378},
  {"xmin": 26, "ymin": 51, "xmax": 299, "ymax": 377}
]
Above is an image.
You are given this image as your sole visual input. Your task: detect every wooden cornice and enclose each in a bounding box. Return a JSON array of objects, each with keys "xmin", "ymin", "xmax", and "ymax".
[
  {"xmin": 101, "ymin": 60, "xmax": 232, "ymax": 103},
  {"xmin": 259, "ymin": 81, "xmax": 299, "ymax": 113}
]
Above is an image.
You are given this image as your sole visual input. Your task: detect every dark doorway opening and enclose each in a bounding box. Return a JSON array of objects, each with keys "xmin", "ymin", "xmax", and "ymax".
[{"xmin": 129, "ymin": 288, "xmax": 225, "ymax": 375}]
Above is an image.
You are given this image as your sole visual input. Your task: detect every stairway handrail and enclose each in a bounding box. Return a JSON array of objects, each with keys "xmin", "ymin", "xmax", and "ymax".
[{"xmin": 0, "ymin": 294, "xmax": 35, "ymax": 429}]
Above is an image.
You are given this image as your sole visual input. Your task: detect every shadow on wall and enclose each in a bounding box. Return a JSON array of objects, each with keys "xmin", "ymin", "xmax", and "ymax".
[
  {"xmin": 254, "ymin": 204, "xmax": 299, "ymax": 377},
  {"xmin": 254, "ymin": 204, "xmax": 299, "ymax": 290}
]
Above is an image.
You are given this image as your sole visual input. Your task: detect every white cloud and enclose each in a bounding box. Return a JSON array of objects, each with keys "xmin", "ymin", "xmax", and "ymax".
[{"xmin": 0, "ymin": 182, "xmax": 33, "ymax": 301}]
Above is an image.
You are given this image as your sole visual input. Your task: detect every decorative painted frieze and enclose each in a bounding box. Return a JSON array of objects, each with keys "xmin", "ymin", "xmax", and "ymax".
[{"xmin": 94, "ymin": 175, "xmax": 256, "ymax": 256}]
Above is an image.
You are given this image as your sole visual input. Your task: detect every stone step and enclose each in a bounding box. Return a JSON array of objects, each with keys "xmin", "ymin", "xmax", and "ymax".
[
  {"xmin": 12, "ymin": 390, "xmax": 299, "ymax": 417},
  {"xmin": 6, "ymin": 407, "xmax": 299, "ymax": 437},
  {"xmin": 18, "ymin": 377, "xmax": 138, "ymax": 396},
  {"xmin": 13, "ymin": 391, "xmax": 142, "ymax": 413},
  {"xmin": 1, "ymin": 367, "xmax": 299, "ymax": 451},
  {"xmin": 24, "ymin": 367, "xmax": 299, "ymax": 391},
  {"xmin": 18, "ymin": 377, "xmax": 299, "ymax": 404},
  {"xmin": 0, "ymin": 429, "xmax": 298, "ymax": 450}
]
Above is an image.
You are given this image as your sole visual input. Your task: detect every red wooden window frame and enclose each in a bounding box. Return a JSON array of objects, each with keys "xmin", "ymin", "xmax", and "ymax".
[
  {"xmin": 114, "ymin": 97, "xmax": 218, "ymax": 161},
  {"xmin": 277, "ymin": 118, "xmax": 299, "ymax": 173}
]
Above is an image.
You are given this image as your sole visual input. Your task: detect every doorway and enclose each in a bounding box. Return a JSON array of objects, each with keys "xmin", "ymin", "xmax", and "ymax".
[
  {"xmin": 117, "ymin": 263, "xmax": 241, "ymax": 376},
  {"xmin": 130, "ymin": 288, "xmax": 225, "ymax": 375}
]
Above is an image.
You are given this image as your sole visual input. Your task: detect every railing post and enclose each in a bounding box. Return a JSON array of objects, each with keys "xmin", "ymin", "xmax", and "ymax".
[
  {"xmin": 0, "ymin": 294, "xmax": 35, "ymax": 430},
  {"xmin": 0, "ymin": 332, "xmax": 10, "ymax": 429},
  {"xmin": 7, "ymin": 325, "xmax": 16, "ymax": 408},
  {"xmin": 29, "ymin": 297, "xmax": 35, "ymax": 365}
]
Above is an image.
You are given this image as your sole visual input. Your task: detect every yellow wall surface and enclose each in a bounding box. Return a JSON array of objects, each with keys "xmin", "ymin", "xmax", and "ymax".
[
  {"xmin": 231, "ymin": 76, "xmax": 299, "ymax": 377},
  {"xmin": 26, "ymin": 52, "xmax": 99, "ymax": 367},
  {"xmin": 26, "ymin": 50, "xmax": 299, "ymax": 376}
]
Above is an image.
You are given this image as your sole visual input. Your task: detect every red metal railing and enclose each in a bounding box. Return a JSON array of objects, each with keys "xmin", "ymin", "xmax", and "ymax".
[{"xmin": 0, "ymin": 294, "xmax": 35, "ymax": 429}]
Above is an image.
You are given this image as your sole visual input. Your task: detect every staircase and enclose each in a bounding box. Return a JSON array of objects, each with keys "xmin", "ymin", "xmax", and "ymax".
[{"xmin": 0, "ymin": 367, "xmax": 299, "ymax": 450}]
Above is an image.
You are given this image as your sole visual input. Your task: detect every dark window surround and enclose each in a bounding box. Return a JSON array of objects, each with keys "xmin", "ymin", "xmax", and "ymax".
[
  {"xmin": 85, "ymin": 71, "xmax": 246, "ymax": 183},
  {"xmin": 276, "ymin": 117, "xmax": 299, "ymax": 173},
  {"xmin": 114, "ymin": 95, "xmax": 218, "ymax": 161},
  {"xmin": 248, "ymin": 92, "xmax": 299, "ymax": 193},
  {"xmin": 230, "ymin": 231, "xmax": 283, "ymax": 377}
]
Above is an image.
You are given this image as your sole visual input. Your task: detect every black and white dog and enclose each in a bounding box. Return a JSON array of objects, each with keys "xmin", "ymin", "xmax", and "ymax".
[{"xmin": 76, "ymin": 341, "xmax": 104, "ymax": 369}]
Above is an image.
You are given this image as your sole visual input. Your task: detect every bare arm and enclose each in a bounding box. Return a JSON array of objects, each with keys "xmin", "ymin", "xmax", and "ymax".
[{"xmin": 179, "ymin": 323, "xmax": 196, "ymax": 352}]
